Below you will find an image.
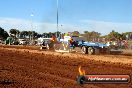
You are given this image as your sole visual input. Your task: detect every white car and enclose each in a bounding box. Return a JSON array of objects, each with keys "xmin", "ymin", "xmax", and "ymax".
[{"xmin": 19, "ymin": 39, "xmax": 26, "ymax": 45}]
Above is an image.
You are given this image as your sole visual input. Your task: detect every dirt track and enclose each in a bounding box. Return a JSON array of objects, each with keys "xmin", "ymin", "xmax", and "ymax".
[{"xmin": 0, "ymin": 45, "xmax": 132, "ymax": 88}]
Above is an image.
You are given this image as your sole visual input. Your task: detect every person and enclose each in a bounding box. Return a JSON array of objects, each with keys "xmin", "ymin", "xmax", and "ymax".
[
  {"xmin": 70, "ymin": 38, "xmax": 74, "ymax": 46},
  {"xmin": 75, "ymin": 41, "xmax": 79, "ymax": 47}
]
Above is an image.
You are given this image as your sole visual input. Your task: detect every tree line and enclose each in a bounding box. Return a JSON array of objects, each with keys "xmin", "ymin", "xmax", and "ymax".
[{"xmin": 0, "ymin": 27, "xmax": 132, "ymax": 42}]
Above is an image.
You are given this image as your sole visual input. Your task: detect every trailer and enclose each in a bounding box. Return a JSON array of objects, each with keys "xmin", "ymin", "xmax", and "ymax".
[
  {"xmin": 54, "ymin": 41, "xmax": 123, "ymax": 55},
  {"xmin": 77, "ymin": 41, "xmax": 122, "ymax": 55}
]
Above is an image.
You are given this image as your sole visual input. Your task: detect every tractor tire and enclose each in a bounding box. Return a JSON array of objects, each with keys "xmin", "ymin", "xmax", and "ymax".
[
  {"xmin": 81, "ymin": 46, "xmax": 88, "ymax": 54},
  {"xmin": 46, "ymin": 44, "xmax": 50, "ymax": 50},
  {"xmin": 88, "ymin": 47, "xmax": 94, "ymax": 55},
  {"xmin": 54, "ymin": 44, "xmax": 60, "ymax": 50}
]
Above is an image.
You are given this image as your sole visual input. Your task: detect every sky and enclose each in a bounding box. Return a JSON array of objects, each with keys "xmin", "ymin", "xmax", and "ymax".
[{"xmin": 0, "ymin": 0, "xmax": 132, "ymax": 35}]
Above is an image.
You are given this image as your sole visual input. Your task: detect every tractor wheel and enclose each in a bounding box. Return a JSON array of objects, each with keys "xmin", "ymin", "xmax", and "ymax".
[
  {"xmin": 81, "ymin": 46, "xmax": 88, "ymax": 54},
  {"xmin": 54, "ymin": 44, "xmax": 60, "ymax": 50},
  {"xmin": 46, "ymin": 44, "xmax": 50, "ymax": 50},
  {"xmin": 88, "ymin": 47, "xmax": 94, "ymax": 55}
]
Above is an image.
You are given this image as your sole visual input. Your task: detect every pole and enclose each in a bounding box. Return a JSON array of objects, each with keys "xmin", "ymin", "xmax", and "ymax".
[
  {"xmin": 56, "ymin": 0, "xmax": 59, "ymax": 38},
  {"xmin": 31, "ymin": 13, "xmax": 34, "ymax": 44}
]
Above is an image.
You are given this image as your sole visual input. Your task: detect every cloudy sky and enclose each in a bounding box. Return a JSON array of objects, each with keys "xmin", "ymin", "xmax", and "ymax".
[{"xmin": 0, "ymin": 0, "xmax": 132, "ymax": 35}]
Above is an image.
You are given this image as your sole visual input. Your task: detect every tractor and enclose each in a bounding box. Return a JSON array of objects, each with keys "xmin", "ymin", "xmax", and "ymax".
[
  {"xmin": 53, "ymin": 36, "xmax": 123, "ymax": 55},
  {"xmin": 5, "ymin": 37, "xmax": 19, "ymax": 45}
]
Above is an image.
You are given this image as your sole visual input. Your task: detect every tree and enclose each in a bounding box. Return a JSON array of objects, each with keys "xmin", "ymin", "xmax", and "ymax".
[
  {"xmin": 83, "ymin": 31, "xmax": 101, "ymax": 41},
  {"xmin": 3, "ymin": 31, "xmax": 9, "ymax": 40},
  {"xmin": 42, "ymin": 31, "xmax": 61, "ymax": 38},
  {"xmin": 72, "ymin": 31, "xmax": 80, "ymax": 37},
  {"xmin": 20, "ymin": 31, "xmax": 28, "ymax": 38},
  {"xmin": 0, "ymin": 27, "xmax": 4, "ymax": 38},
  {"xmin": 54, "ymin": 31, "xmax": 61, "ymax": 38},
  {"xmin": 83, "ymin": 31, "xmax": 90, "ymax": 41},
  {"xmin": 108, "ymin": 30, "xmax": 122, "ymax": 41},
  {"xmin": 90, "ymin": 31, "xmax": 101, "ymax": 41},
  {"xmin": 0, "ymin": 27, "xmax": 9, "ymax": 40},
  {"xmin": 20, "ymin": 31, "xmax": 38, "ymax": 39},
  {"xmin": 42, "ymin": 33, "xmax": 48, "ymax": 38},
  {"xmin": 9, "ymin": 29, "xmax": 20, "ymax": 38},
  {"xmin": 37, "ymin": 34, "xmax": 42, "ymax": 38},
  {"xmin": 32, "ymin": 31, "xmax": 38, "ymax": 39},
  {"xmin": 16, "ymin": 30, "xmax": 20, "ymax": 38},
  {"xmin": 27, "ymin": 31, "xmax": 32, "ymax": 39},
  {"xmin": 10, "ymin": 29, "xmax": 17, "ymax": 35}
]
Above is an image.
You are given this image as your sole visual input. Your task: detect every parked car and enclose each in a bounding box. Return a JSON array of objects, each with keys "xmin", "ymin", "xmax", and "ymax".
[{"xmin": 19, "ymin": 39, "xmax": 27, "ymax": 45}]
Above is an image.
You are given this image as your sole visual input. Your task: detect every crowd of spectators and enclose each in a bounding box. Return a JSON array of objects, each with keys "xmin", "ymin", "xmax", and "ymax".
[{"xmin": 106, "ymin": 40, "xmax": 132, "ymax": 50}]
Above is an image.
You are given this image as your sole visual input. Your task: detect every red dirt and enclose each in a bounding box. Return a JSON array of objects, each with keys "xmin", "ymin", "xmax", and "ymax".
[{"xmin": 0, "ymin": 45, "xmax": 132, "ymax": 88}]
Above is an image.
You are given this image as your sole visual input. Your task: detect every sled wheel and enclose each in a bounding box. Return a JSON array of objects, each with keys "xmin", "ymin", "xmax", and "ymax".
[
  {"xmin": 88, "ymin": 47, "xmax": 94, "ymax": 55},
  {"xmin": 81, "ymin": 46, "xmax": 88, "ymax": 54}
]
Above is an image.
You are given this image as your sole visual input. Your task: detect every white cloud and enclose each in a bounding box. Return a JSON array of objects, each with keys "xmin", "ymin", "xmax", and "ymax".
[
  {"xmin": 0, "ymin": 17, "xmax": 131, "ymax": 35},
  {"xmin": 0, "ymin": 17, "xmax": 79, "ymax": 33},
  {"xmin": 81, "ymin": 20, "xmax": 132, "ymax": 35},
  {"xmin": 0, "ymin": 17, "xmax": 31, "ymax": 32}
]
